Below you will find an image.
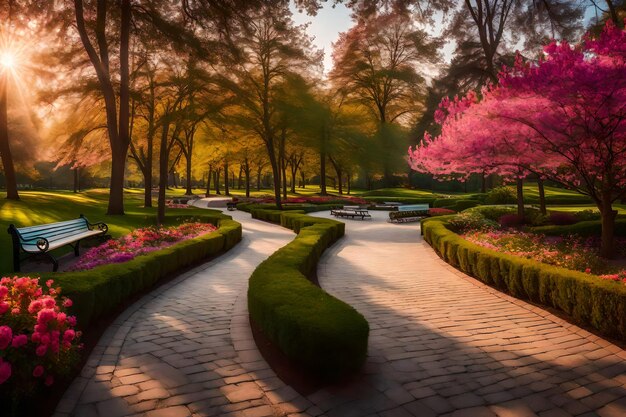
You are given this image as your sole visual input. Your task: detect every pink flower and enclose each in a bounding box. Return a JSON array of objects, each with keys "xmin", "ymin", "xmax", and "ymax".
[
  {"xmin": 63, "ymin": 329, "xmax": 76, "ymax": 342},
  {"xmin": 37, "ymin": 308, "xmax": 57, "ymax": 325},
  {"xmin": 44, "ymin": 375, "xmax": 54, "ymax": 386},
  {"xmin": 0, "ymin": 358, "xmax": 11, "ymax": 384},
  {"xmin": 46, "ymin": 279, "xmax": 53, "ymax": 288},
  {"xmin": 0, "ymin": 285, "xmax": 7, "ymax": 298},
  {"xmin": 28, "ymin": 299, "xmax": 43, "ymax": 314},
  {"xmin": 68, "ymin": 316, "xmax": 77, "ymax": 327},
  {"xmin": 11, "ymin": 334, "xmax": 27, "ymax": 348},
  {"xmin": 36, "ymin": 344, "xmax": 47, "ymax": 357},
  {"xmin": 33, "ymin": 365, "xmax": 44, "ymax": 378},
  {"xmin": 0, "ymin": 301, "xmax": 8, "ymax": 314},
  {"xmin": 585, "ymin": 268, "xmax": 591, "ymax": 274},
  {"xmin": 0, "ymin": 326, "xmax": 12, "ymax": 350},
  {"xmin": 63, "ymin": 298, "xmax": 73, "ymax": 308}
]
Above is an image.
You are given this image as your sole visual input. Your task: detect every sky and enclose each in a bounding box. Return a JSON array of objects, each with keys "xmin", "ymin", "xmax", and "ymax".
[{"xmin": 290, "ymin": 2, "xmax": 354, "ymax": 75}]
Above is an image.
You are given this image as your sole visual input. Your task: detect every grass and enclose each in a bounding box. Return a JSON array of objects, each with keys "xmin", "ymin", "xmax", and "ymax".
[{"xmin": 0, "ymin": 189, "xmax": 214, "ymax": 273}]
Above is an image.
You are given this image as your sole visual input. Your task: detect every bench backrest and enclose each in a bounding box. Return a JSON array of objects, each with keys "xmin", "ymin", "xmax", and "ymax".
[
  {"xmin": 13, "ymin": 217, "xmax": 90, "ymax": 245},
  {"xmin": 398, "ymin": 204, "xmax": 429, "ymax": 212}
]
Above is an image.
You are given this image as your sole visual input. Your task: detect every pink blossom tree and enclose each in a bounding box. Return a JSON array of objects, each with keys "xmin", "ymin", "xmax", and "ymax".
[{"xmin": 410, "ymin": 22, "xmax": 626, "ymax": 258}]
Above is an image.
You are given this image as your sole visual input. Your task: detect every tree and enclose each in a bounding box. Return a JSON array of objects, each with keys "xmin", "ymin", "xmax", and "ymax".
[
  {"xmin": 409, "ymin": 23, "xmax": 626, "ymax": 258},
  {"xmin": 220, "ymin": 3, "xmax": 321, "ymax": 207},
  {"xmin": 330, "ymin": 11, "xmax": 440, "ymax": 186}
]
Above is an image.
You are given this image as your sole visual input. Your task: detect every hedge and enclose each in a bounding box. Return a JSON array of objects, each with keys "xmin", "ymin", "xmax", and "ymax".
[
  {"xmin": 248, "ymin": 210, "xmax": 368, "ymax": 380},
  {"xmin": 530, "ymin": 219, "xmax": 626, "ymax": 237},
  {"xmin": 39, "ymin": 213, "xmax": 242, "ymax": 329},
  {"xmin": 421, "ymin": 216, "xmax": 626, "ymax": 341},
  {"xmin": 365, "ymin": 196, "xmax": 437, "ymax": 205},
  {"xmin": 237, "ymin": 202, "xmax": 336, "ymax": 214}
]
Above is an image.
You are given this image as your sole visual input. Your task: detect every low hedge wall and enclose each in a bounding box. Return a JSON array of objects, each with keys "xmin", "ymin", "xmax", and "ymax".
[
  {"xmin": 248, "ymin": 210, "xmax": 367, "ymax": 380},
  {"xmin": 421, "ymin": 217, "xmax": 626, "ymax": 340},
  {"xmin": 530, "ymin": 219, "xmax": 626, "ymax": 237},
  {"xmin": 238, "ymin": 202, "xmax": 336, "ymax": 214},
  {"xmin": 40, "ymin": 213, "xmax": 242, "ymax": 329}
]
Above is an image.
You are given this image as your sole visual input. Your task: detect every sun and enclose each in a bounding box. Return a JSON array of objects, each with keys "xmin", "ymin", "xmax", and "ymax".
[{"xmin": 0, "ymin": 52, "xmax": 16, "ymax": 69}]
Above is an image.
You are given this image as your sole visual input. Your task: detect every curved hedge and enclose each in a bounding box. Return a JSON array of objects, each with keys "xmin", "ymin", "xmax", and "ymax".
[
  {"xmin": 530, "ymin": 219, "xmax": 626, "ymax": 237},
  {"xmin": 248, "ymin": 210, "xmax": 369, "ymax": 380},
  {"xmin": 421, "ymin": 217, "xmax": 626, "ymax": 341},
  {"xmin": 39, "ymin": 213, "xmax": 242, "ymax": 329}
]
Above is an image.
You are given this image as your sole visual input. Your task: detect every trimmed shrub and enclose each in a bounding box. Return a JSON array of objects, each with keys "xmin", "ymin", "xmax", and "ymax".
[
  {"xmin": 450, "ymin": 199, "xmax": 480, "ymax": 211},
  {"xmin": 429, "ymin": 208, "xmax": 456, "ymax": 217},
  {"xmin": 365, "ymin": 197, "xmax": 437, "ymax": 205},
  {"xmin": 421, "ymin": 217, "xmax": 626, "ymax": 341},
  {"xmin": 486, "ymin": 186, "xmax": 517, "ymax": 205},
  {"xmin": 39, "ymin": 213, "xmax": 242, "ymax": 329},
  {"xmin": 447, "ymin": 212, "xmax": 498, "ymax": 233},
  {"xmin": 248, "ymin": 211, "xmax": 368, "ymax": 380},
  {"xmin": 574, "ymin": 209, "xmax": 601, "ymax": 222},
  {"xmin": 499, "ymin": 214, "xmax": 525, "ymax": 228},
  {"xmin": 549, "ymin": 212, "xmax": 578, "ymax": 226},
  {"xmin": 531, "ymin": 219, "xmax": 626, "ymax": 237},
  {"xmin": 466, "ymin": 205, "xmax": 516, "ymax": 221}
]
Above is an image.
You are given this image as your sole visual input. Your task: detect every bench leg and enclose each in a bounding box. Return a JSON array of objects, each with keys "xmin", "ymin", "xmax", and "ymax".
[
  {"xmin": 45, "ymin": 253, "xmax": 59, "ymax": 272},
  {"xmin": 13, "ymin": 251, "xmax": 21, "ymax": 272},
  {"xmin": 73, "ymin": 240, "xmax": 80, "ymax": 256}
]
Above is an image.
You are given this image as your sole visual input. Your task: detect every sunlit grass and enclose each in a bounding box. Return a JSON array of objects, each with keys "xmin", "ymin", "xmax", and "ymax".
[{"xmin": 0, "ymin": 189, "xmax": 214, "ymax": 273}]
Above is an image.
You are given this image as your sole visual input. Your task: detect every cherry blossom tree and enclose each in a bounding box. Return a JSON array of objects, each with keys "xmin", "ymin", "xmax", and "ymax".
[{"xmin": 409, "ymin": 22, "xmax": 626, "ymax": 258}]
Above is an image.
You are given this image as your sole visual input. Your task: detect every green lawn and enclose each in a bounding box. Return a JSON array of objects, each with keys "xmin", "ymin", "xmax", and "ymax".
[{"xmin": 0, "ymin": 189, "xmax": 213, "ymax": 273}]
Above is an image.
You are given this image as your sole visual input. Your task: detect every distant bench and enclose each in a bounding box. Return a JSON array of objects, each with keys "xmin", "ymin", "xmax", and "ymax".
[
  {"xmin": 389, "ymin": 204, "xmax": 430, "ymax": 223},
  {"xmin": 331, "ymin": 206, "xmax": 371, "ymax": 220},
  {"xmin": 8, "ymin": 215, "xmax": 109, "ymax": 272}
]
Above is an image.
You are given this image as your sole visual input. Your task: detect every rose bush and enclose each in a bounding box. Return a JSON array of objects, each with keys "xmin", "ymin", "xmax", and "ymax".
[{"xmin": 0, "ymin": 277, "xmax": 81, "ymax": 395}]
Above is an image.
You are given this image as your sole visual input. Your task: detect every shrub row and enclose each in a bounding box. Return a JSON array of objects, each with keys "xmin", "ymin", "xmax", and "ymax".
[
  {"xmin": 421, "ymin": 217, "xmax": 626, "ymax": 340},
  {"xmin": 39, "ymin": 213, "xmax": 242, "ymax": 329},
  {"xmin": 530, "ymin": 219, "xmax": 626, "ymax": 237},
  {"xmin": 237, "ymin": 202, "xmax": 336, "ymax": 213},
  {"xmin": 248, "ymin": 210, "xmax": 368, "ymax": 380},
  {"xmin": 364, "ymin": 196, "xmax": 437, "ymax": 205}
]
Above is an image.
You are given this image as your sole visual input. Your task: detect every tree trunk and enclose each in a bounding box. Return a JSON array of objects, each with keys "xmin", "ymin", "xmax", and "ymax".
[
  {"xmin": 73, "ymin": 167, "xmax": 80, "ymax": 193},
  {"xmin": 606, "ymin": 0, "xmax": 620, "ymax": 26},
  {"xmin": 157, "ymin": 122, "xmax": 170, "ymax": 225},
  {"xmin": 320, "ymin": 149, "xmax": 327, "ymax": 195},
  {"xmin": 599, "ymin": 203, "xmax": 617, "ymax": 259},
  {"xmin": 238, "ymin": 165, "xmax": 243, "ymax": 189},
  {"xmin": 290, "ymin": 170, "xmax": 296, "ymax": 193},
  {"xmin": 205, "ymin": 166, "xmax": 212, "ymax": 197},
  {"xmin": 108, "ymin": 148, "xmax": 127, "ymax": 215},
  {"xmin": 244, "ymin": 162, "xmax": 251, "ymax": 198},
  {"xmin": 185, "ymin": 150, "xmax": 193, "ymax": 195},
  {"xmin": 0, "ymin": 73, "xmax": 19, "ymax": 200},
  {"xmin": 537, "ymin": 177, "xmax": 547, "ymax": 215},
  {"xmin": 144, "ymin": 169, "xmax": 152, "ymax": 208},
  {"xmin": 256, "ymin": 167, "xmax": 262, "ymax": 191},
  {"xmin": 214, "ymin": 169, "xmax": 221, "ymax": 195},
  {"xmin": 300, "ymin": 169, "xmax": 305, "ymax": 189},
  {"xmin": 224, "ymin": 160, "xmax": 230, "ymax": 196},
  {"xmin": 347, "ymin": 174, "xmax": 351, "ymax": 195},
  {"xmin": 516, "ymin": 177, "xmax": 524, "ymax": 219},
  {"xmin": 481, "ymin": 172, "xmax": 486, "ymax": 194}
]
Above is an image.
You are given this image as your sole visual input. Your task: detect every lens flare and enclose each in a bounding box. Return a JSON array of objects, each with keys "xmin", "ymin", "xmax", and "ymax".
[{"xmin": 0, "ymin": 52, "xmax": 15, "ymax": 69}]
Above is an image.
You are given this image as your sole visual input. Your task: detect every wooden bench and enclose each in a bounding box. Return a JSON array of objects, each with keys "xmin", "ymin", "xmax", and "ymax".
[
  {"xmin": 226, "ymin": 202, "xmax": 237, "ymax": 211},
  {"xmin": 8, "ymin": 215, "xmax": 109, "ymax": 272},
  {"xmin": 332, "ymin": 208, "xmax": 371, "ymax": 220},
  {"xmin": 390, "ymin": 204, "xmax": 430, "ymax": 223}
]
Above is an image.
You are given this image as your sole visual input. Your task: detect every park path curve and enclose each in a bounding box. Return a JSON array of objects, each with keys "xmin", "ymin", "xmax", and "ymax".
[
  {"xmin": 55, "ymin": 206, "xmax": 626, "ymax": 417},
  {"xmin": 305, "ymin": 210, "xmax": 626, "ymax": 417}
]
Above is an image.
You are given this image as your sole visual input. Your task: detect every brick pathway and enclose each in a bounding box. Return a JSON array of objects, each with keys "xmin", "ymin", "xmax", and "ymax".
[{"xmin": 56, "ymin": 208, "xmax": 626, "ymax": 417}]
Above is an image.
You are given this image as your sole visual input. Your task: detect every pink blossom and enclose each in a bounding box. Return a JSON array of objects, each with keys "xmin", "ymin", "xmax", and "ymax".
[
  {"xmin": 0, "ymin": 325, "xmax": 12, "ymax": 350},
  {"xmin": 36, "ymin": 344, "xmax": 48, "ymax": 357},
  {"xmin": 44, "ymin": 375, "xmax": 54, "ymax": 386},
  {"xmin": 63, "ymin": 329, "xmax": 76, "ymax": 342},
  {"xmin": 0, "ymin": 301, "xmax": 8, "ymax": 314},
  {"xmin": 46, "ymin": 280, "xmax": 53, "ymax": 288},
  {"xmin": 0, "ymin": 285, "xmax": 8, "ymax": 298},
  {"xmin": 0, "ymin": 358, "xmax": 11, "ymax": 384},
  {"xmin": 11, "ymin": 334, "xmax": 27, "ymax": 348},
  {"xmin": 63, "ymin": 298, "xmax": 73, "ymax": 308},
  {"xmin": 33, "ymin": 365, "xmax": 44, "ymax": 378}
]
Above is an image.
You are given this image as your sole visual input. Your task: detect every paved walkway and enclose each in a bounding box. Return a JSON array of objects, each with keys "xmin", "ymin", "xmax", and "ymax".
[{"xmin": 56, "ymin": 208, "xmax": 626, "ymax": 417}]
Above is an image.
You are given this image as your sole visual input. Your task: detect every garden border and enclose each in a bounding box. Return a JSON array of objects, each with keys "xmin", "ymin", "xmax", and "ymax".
[
  {"xmin": 39, "ymin": 212, "xmax": 242, "ymax": 329},
  {"xmin": 421, "ymin": 216, "xmax": 626, "ymax": 341},
  {"xmin": 247, "ymin": 209, "xmax": 369, "ymax": 380}
]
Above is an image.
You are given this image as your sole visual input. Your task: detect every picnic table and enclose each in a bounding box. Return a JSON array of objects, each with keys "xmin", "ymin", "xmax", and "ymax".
[{"xmin": 332, "ymin": 206, "xmax": 372, "ymax": 220}]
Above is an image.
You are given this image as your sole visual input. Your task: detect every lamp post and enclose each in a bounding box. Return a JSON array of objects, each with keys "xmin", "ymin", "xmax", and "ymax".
[{"xmin": 0, "ymin": 53, "xmax": 19, "ymax": 200}]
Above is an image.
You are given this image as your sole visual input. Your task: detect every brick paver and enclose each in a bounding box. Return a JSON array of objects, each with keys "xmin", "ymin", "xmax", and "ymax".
[
  {"xmin": 56, "ymin": 207, "xmax": 626, "ymax": 417},
  {"xmin": 306, "ymin": 210, "xmax": 626, "ymax": 416}
]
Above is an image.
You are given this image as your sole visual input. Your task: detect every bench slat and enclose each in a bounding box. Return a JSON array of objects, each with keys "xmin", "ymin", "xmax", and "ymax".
[{"xmin": 21, "ymin": 230, "xmax": 103, "ymax": 253}]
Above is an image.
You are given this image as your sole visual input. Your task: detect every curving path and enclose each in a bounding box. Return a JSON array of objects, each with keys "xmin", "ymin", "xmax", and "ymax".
[{"xmin": 55, "ymin": 206, "xmax": 626, "ymax": 417}]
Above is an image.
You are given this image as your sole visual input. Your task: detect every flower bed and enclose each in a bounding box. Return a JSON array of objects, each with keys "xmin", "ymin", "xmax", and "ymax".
[
  {"xmin": 462, "ymin": 230, "xmax": 626, "ymax": 284},
  {"xmin": 70, "ymin": 222, "xmax": 217, "ymax": 271},
  {"xmin": 0, "ymin": 277, "xmax": 81, "ymax": 397}
]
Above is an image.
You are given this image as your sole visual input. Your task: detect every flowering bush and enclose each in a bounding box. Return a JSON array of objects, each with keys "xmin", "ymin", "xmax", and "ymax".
[
  {"xmin": 429, "ymin": 208, "xmax": 456, "ymax": 217},
  {"xmin": 498, "ymin": 214, "xmax": 525, "ymax": 228},
  {"xmin": 447, "ymin": 212, "xmax": 498, "ymax": 233},
  {"xmin": 70, "ymin": 221, "xmax": 217, "ymax": 271},
  {"xmin": 0, "ymin": 277, "xmax": 81, "ymax": 392},
  {"xmin": 165, "ymin": 200, "xmax": 190, "ymax": 209},
  {"xmin": 461, "ymin": 230, "xmax": 626, "ymax": 283},
  {"xmin": 549, "ymin": 212, "xmax": 578, "ymax": 226}
]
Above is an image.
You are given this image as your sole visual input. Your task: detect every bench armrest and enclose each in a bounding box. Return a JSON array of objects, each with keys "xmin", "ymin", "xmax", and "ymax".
[
  {"xmin": 80, "ymin": 214, "xmax": 109, "ymax": 234},
  {"xmin": 19, "ymin": 236, "xmax": 50, "ymax": 252}
]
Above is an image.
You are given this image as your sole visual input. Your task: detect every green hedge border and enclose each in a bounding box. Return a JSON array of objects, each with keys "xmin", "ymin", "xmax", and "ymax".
[
  {"xmin": 421, "ymin": 216, "xmax": 626, "ymax": 341},
  {"xmin": 248, "ymin": 210, "xmax": 369, "ymax": 380},
  {"xmin": 39, "ymin": 213, "xmax": 242, "ymax": 329}
]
